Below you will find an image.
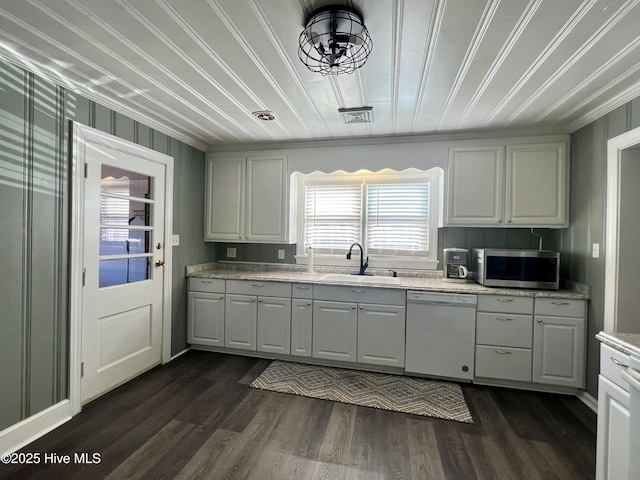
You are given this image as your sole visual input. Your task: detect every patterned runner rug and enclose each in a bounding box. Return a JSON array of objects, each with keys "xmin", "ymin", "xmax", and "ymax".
[{"xmin": 250, "ymin": 360, "xmax": 473, "ymax": 423}]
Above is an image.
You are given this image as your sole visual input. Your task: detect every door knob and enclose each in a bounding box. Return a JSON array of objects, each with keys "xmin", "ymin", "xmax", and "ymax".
[{"xmin": 155, "ymin": 260, "xmax": 166, "ymax": 267}]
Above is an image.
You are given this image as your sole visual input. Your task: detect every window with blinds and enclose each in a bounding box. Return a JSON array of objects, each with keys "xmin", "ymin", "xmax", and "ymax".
[
  {"xmin": 365, "ymin": 183, "xmax": 429, "ymax": 255},
  {"xmin": 305, "ymin": 184, "xmax": 362, "ymax": 254},
  {"xmin": 304, "ymin": 179, "xmax": 431, "ymax": 257}
]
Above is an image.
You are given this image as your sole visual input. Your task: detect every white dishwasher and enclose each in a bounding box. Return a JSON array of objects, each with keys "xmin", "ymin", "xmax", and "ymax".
[{"xmin": 405, "ymin": 291, "xmax": 477, "ymax": 381}]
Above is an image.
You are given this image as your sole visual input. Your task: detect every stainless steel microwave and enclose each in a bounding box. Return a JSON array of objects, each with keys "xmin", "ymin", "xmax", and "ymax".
[{"xmin": 473, "ymin": 249, "xmax": 560, "ymax": 290}]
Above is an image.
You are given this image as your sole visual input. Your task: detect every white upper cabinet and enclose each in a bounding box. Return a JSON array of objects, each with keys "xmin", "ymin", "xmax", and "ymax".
[
  {"xmin": 445, "ymin": 146, "xmax": 504, "ymax": 226},
  {"xmin": 205, "ymin": 155, "xmax": 290, "ymax": 242},
  {"xmin": 506, "ymin": 143, "xmax": 568, "ymax": 226},
  {"xmin": 445, "ymin": 141, "xmax": 568, "ymax": 227}
]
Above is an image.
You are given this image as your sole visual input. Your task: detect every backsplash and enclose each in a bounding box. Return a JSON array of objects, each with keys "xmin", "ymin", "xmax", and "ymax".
[{"xmin": 213, "ymin": 227, "xmax": 562, "ymax": 268}]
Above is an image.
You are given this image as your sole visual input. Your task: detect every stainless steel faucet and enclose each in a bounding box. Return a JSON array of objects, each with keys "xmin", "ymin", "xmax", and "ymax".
[{"xmin": 347, "ymin": 242, "xmax": 368, "ymax": 275}]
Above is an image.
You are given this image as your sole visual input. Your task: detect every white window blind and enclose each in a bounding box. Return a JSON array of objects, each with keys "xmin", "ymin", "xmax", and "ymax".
[
  {"xmin": 365, "ymin": 183, "xmax": 429, "ymax": 255},
  {"xmin": 305, "ymin": 184, "xmax": 362, "ymax": 253}
]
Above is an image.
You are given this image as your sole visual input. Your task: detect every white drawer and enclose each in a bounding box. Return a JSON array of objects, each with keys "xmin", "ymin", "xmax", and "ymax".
[
  {"xmin": 477, "ymin": 295, "xmax": 533, "ymax": 315},
  {"xmin": 226, "ymin": 279, "xmax": 291, "ymax": 297},
  {"xmin": 534, "ymin": 298, "xmax": 585, "ymax": 318},
  {"xmin": 189, "ymin": 277, "xmax": 225, "ymax": 293},
  {"xmin": 475, "ymin": 345, "xmax": 532, "ymax": 382},
  {"xmin": 313, "ymin": 284, "xmax": 405, "ymax": 306},
  {"xmin": 600, "ymin": 343, "xmax": 631, "ymax": 393},
  {"xmin": 292, "ymin": 283, "xmax": 313, "ymax": 299},
  {"xmin": 476, "ymin": 312, "xmax": 533, "ymax": 348}
]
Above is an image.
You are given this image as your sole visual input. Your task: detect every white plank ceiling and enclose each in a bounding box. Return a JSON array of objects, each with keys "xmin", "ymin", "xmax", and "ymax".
[{"xmin": 2, "ymin": 0, "xmax": 640, "ymax": 150}]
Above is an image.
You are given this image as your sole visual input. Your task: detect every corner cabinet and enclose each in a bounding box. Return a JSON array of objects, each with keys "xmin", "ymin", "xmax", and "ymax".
[
  {"xmin": 445, "ymin": 141, "xmax": 568, "ymax": 227},
  {"xmin": 204, "ymin": 155, "xmax": 290, "ymax": 243}
]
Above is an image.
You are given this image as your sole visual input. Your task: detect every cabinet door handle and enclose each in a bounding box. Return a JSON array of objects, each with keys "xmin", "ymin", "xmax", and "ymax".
[
  {"xmin": 496, "ymin": 316, "xmax": 512, "ymax": 321},
  {"xmin": 551, "ymin": 301, "xmax": 570, "ymax": 306},
  {"xmin": 494, "ymin": 350, "xmax": 512, "ymax": 355},
  {"xmin": 307, "ymin": 301, "xmax": 311, "ymax": 306},
  {"xmin": 359, "ymin": 305, "xmax": 364, "ymax": 310},
  {"xmin": 352, "ymin": 305, "xmax": 356, "ymax": 309},
  {"xmin": 258, "ymin": 298, "xmax": 262, "ymax": 302},
  {"xmin": 496, "ymin": 298, "xmax": 513, "ymax": 303},
  {"xmin": 537, "ymin": 318, "xmax": 542, "ymax": 323},
  {"xmin": 251, "ymin": 298, "xmax": 256, "ymax": 302},
  {"xmin": 219, "ymin": 296, "xmax": 224, "ymax": 300},
  {"xmin": 610, "ymin": 356, "xmax": 629, "ymax": 368}
]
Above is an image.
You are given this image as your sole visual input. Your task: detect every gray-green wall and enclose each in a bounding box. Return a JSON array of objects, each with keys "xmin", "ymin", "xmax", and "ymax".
[
  {"xmin": 561, "ymin": 98, "xmax": 640, "ymax": 398},
  {"xmin": 0, "ymin": 57, "xmax": 213, "ymax": 431}
]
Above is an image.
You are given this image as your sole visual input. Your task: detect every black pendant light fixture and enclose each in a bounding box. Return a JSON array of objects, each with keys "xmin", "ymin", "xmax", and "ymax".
[{"xmin": 298, "ymin": 5, "xmax": 372, "ymax": 76}]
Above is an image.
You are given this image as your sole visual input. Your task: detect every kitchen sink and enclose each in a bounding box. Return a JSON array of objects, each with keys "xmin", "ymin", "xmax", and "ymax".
[{"xmin": 319, "ymin": 273, "xmax": 401, "ymax": 285}]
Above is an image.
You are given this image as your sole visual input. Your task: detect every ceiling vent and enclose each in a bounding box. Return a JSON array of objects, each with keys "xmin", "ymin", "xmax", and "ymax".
[{"xmin": 338, "ymin": 107, "xmax": 373, "ymax": 124}]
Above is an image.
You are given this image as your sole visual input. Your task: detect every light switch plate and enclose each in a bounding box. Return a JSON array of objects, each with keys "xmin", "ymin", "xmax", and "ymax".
[
  {"xmin": 171, "ymin": 234, "xmax": 180, "ymax": 247},
  {"xmin": 277, "ymin": 249, "xmax": 285, "ymax": 260},
  {"xmin": 592, "ymin": 243, "xmax": 600, "ymax": 258},
  {"xmin": 227, "ymin": 247, "xmax": 237, "ymax": 258}
]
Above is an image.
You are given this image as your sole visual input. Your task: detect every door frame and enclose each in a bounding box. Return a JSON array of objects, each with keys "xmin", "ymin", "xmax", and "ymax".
[
  {"xmin": 604, "ymin": 125, "xmax": 640, "ymax": 332},
  {"xmin": 69, "ymin": 122, "xmax": 174, "ymax": 415}
]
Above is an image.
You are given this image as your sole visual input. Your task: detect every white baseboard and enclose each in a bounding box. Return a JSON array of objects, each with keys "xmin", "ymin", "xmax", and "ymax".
[
  {"xmin": 168, "ymin": 347, "xmax": 191, "ymax": 363},
  {"xmin": 0, "ymin": 401, "xmax": 73, "ymax": 454},
  {"xmin": 577, "ymin": 390, "xmax": 598, "ymax": 413}
]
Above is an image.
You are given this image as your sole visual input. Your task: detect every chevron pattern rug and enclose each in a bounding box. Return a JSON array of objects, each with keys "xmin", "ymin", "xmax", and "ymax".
[{"xmin": 250, "ymin": 361, "xmax": 473, "ymax": 423}]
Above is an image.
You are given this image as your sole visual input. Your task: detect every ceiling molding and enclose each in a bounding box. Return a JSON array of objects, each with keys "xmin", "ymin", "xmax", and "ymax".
[{"xmin": 207, "ymin": 127, "xmax": 571, "ymax": 153}]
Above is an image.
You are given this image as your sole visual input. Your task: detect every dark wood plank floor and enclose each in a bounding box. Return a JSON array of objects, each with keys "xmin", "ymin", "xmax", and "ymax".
[{"xmin": 1, "ymin": 350, "xmax": 596, "ymax": 480}]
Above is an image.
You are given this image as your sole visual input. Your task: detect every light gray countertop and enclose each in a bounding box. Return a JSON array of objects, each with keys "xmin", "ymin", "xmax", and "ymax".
[
  {"xmin": 186, "ymin": 262, "xmax": 590, "ymax": 300},
  {"xmin": 597, "ymin": 331, "xmax": 640, "ymax": 357}
]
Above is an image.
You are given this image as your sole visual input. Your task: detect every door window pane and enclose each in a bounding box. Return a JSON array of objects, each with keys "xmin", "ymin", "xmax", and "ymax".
[
  {"xmin": 99, "ymin": 258, "xmax": 151, "ymax": 288},
  {"xmin": 99, "ymin": 165, "xmax": 153, "ymax": 287}
]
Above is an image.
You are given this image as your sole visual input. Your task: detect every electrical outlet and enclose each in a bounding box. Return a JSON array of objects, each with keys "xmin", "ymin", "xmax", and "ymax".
[
  {"xmin": 592, "ymin": 243, "xmax": 600, "ymax": 258},
  {"xmin": 226, "ymin": 247, "xmax": 237, "ymax": 258},
  {"xmin": 171, "ymin": 234, "xmax": 180, "ymax": 247},
  {"xmin": 277, "ymin": 249, "xmax": 286, "ymax": 260}
]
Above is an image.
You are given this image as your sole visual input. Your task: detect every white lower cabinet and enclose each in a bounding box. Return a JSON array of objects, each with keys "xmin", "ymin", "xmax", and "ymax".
[
  {"xmin": 291, "ymin": 299, "xmax": 313, "ymax": 357},
  {"xmin": 474, "ymin": 295, "xmax": 534, "ymax": 382},
  {"xmin": 532, "ymin": 315, "xmax": 585, "ymax": 387},
  {"xmin": 187, "ymin": 278, "xmax": 226, "ymax": 347},
  {"xmin": 597, "ymin": 344, "xmax": 631, "ymax": 480},
  {"xmin": 224, "ymin": 280, "xmax": 292, "ymax": 353},
  {"xmin": 312, "ymin": 300, "xmax": 358, "ymax": 362},
  {"xmin": 257, "ymin": 296, "xmax": 291, "ymax": 355},
  {"xmin": 533, "ymin": 298, "xmax": 586, "ymax": 388},
  {"xmin": 357, "ymin": 303, "xmax": 406, "ymax": 367},
  {"xmin": 225, "ymin": 294, "xmax": 258, "ymax": 351}
]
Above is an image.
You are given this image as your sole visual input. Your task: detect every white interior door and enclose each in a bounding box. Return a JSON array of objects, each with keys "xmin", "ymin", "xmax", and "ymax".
[{"xmin": 80, "ymin": 140, "xmax": 167, "ymax": 404}]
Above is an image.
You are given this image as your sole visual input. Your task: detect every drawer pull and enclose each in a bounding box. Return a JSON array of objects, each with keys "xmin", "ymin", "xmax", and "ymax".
[
  {"xmin": 200, "ymin": 280, "xmax": 213, "ymax": 284},
  {"xmin": 496, "ymin": 316, "xmax": 512, "ymax": 321},
  {"xmin": 494, "ymin": 350, "xmax": 512, "ymax": 355},
  {"xmin": 252, "ymin": 283, "xmax": 264, "ymax": 287},
  {"xmin": 551, "ymin": 301, "xmax": 570, "ymax": 306},
  {"xmin": 295, "ymin": 286, "xmax": 310, "ymax": 290},
  {"xmin": 351, "ymin": 289, "xmax": 365, "ymax": 293},
  {"xmin": 496, "ymin": 298, "xmax": 514, "ymax": 303},
  {"xmin": 610, "ymin": 356, "xmax": 629, "ymax": 368}
]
